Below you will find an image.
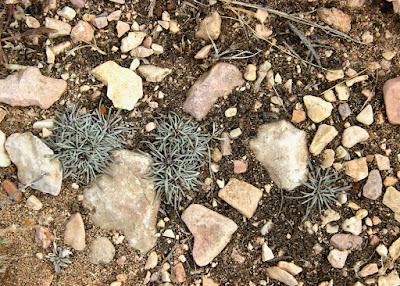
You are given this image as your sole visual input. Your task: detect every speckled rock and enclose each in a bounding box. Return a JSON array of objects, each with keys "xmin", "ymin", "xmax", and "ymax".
[
  {"xmin": 250, "ymin": 120, "xmax": 308, "ymax": 190},
  {"xmin": 182, "ymin": 204, "xmax": 237, "ymax": 266},
  {"xmin": 327, "ymin": 249, "xmax": 348, "ymax": 268},
  {"xmin": 330, "ymin": 233, "xmax": 363, "ymax": 250},
  {"xmin": 363, "ymin": 170, "xmax": 382, "ymax": 200},
  {"xmin": 195, "ymin": 11, "xmax": 221, "ymax": 41},
  {"xmin": 89, "ymin": 237, "xmax": 115, "ymax": 264}
]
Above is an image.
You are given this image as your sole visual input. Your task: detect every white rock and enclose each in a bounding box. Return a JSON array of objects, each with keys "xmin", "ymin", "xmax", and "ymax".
[
  {"xmin": 277, "ymin": 261, "xmax": 303, "ymax": 275},
  {"xmin": 356, "ymin": 104, "xmax": 374, "ymax": 126},
  {"xmin": 262, "ymin": 243, "xmax": 274, "ymax": 262},
  {"xmin": 309, "ymin": 124, "xmax": 338, "ymax": 155},
  {"xmin": 145, "ymin": 251, "xmax": 158, "ymax": 269},
  {"xmin": 326, "ymin": 69, "xmax": 344, "ymax": 82},
  {"xmin": 327, "ymin": 249, "xmax": 348, "ymax": 268},
  {"xmin": 26, "ymin": 195, "xmax": 43, "ymax": 210},
  {"xmin": 335, "ymin": 84, "xmax": 351, "ymax": 101},
  {"xmin": 129, "ymin": 58, "xmax": 140, "ymax": 71},
  {"xmin": 137, "ymin": 65, "xmax": 172, "ymax": 83},
  {"xmin": 33, "ymin": 119, "xmax": 55, "ymax": 129},
  {"xmin": 342, "ymin": 126, "xmax": 369, "ymax": 148},
  {"xmin": 5, "ymin": 133, "xmax": 62, "ymax": 196},
  {"xmin": 26, "ymin": 16, "xmax": 40, "ymax": 28},
  {"xmin": 120, "ymin": 32, "xmax": 147, "ymax": 53},
  {"xmin": 376, "ymin": 244, "xmax": 388, "ymax": 257},
  {"xmin": 92, "ymin": 61, "xmax": 143, "ymax": 110},
  {"xmin": 0, "ymin": 131, "xmax": 11, "ymax": 167},
  {"xmin": 303, "ymin": 95, "xmax": 333, "ymax": 123},
  {"xmin": 89, "ymin": 237, "xmax": 115, "ymax": 264},
  {"xmin": 266, "ymin": 267, "xmax": 298, "ymax": 286},
  {"xmin": 151, "ymin": 44, "xmax": 164, "ymax": 54},
  {"xmin": 57, "ymin": 6, "xmax": 76, "ymax": 21},
  {"xmin": 342, "ymin": 216, "xmax": 362, "ymax": 235},
  {"xmin": 45, "ymin": 17, "xmax": 72, "ymax": 38}
]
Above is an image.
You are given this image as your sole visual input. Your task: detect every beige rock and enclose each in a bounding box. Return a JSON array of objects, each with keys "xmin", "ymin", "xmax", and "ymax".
[
  {"xmin": 64, "ymin": 213, "xmax": 85, "ymax": 251},
  {"xmin": 255, "ymin": 9, "xmax": 269, "ymax": 23},
  {"xmin": 342, "ymin": 126, "xmax": 369, "ymax": 148},
  {"xmin": 194, "ymin": 45, "xmax": 213, "ymax": 59},
  {"xmin": 218, "ymin": 178, "xmax": 263, "ymax": 218},
  {"xmin": 378, "ymin": 270, "xmax": 400, "ymax": 286},
  {"xmin": 347, "ymin": 0, "xmax": 366, "ymax": 8},
  {"xmin": 262, "ymin": 243, "xmax": 274, "ymax": 262},
  {"xmin": 26, "ymin": 195, "xmax": 43, "ymax": 211},
  {"xmin": 343, "ymin": 157, "xmax": 368, "ymax": 181},
  {"xmin": 327, "ymin": 249, "xmax": 348, "ymax": 268},
  {"xmin": 202, "ymin": 277, "xmax": 219, "ymax": 286},
  {"xmin": 137, "ymin": 65, "xmax": 172, "ymax": 82},
  {"xmin": 303, "ymin": 95, "xmax": 333, "ymax": 123},
  {"xmin": 291, "ymin": 109, "xmax": 306, "ymax": 123},
  {"xmin": 383, "ymin": 187, "xmax": 400, "ymax": 218},
  {"xmin": 309, "ymin": 124, "xmax": 338, "ymax": 155},
  {"xmin": 144, "ymin": 251, "xmax": 158, "ymax": 269},
  {"xmin": 57, "ymin": 6, "xmax": 76, "ymax": 21},
  {"xmin": 89, "ymin": 237, "xmax": 115, "ymax": 264},
  {"xmin": 255, "ymin": 24, "xmax": 273, "ymax": 39},
  {"xmin": 266, "ymin": 267, "xmax": 298, "ymax": 286},
  {"xmin": 389, "ymin": 236, "xmax": 400, "ymax": 261},
  {"xmin": 91, "ymin": 61, "xmax": 143, "ymax": 110},
  {"xmin": 384, "ymin": 76, "xmax": 400, "ymax": 125},
  {"xmin": 116, "ymin": 21, "xmax": 130, "ymax": 38},
  {"xmin": 375, "ymin": 154, "xmax": 390, "ymax": 170},
  {"xmin": 342, "ymin": 216, "xmax": 362, "ymax": 235},
  {"xmin": 244, "ymin": 64, "xmax": 257, "ymax": 81},
  {"xmin": 120, "ymin": 32, "xmax": 147, "ymax": 53},
  {"xmin": 45, "ymin": 17, "xmax": 72, "ymax": 38},
  {"xmin": 0, "ymin": 131, "xmax": 11, "ymax": 167},
  {"xmin": 356, "ymin": 104, "xmax": 374, "ymax": 125},
  {"xmin": 326, "ymin": 69, "xmax": 344, "ymax": 82},
  {"xmin": 195, "ymin": 11, "xmax": 221, "ymax": 41},
  {"xmin": 346, "ymin": 75, "xmax": 368, "ymax": 87},
  {"xmin": 26, "ymin": 16, "xmax": 40, "ymax": 28},
  {"xmin": 130, "ymin": 46, "xmax": 154, "ymax": 58},
  {"xmin": 182, "ymin": 204, "xmax": 237, "ymax": 266},
  {"xmin": 318, "ymin": 8, "xmax": 352, "ymax": 33},
  {"xmin": 335, "ymin": 84, "xmax": 351, "ymax": 101},
  {"xmin": 321, "ymin": 149, "xmax": 335, "ymax": 169},
  {"xmin": 277, "ymin": 261, "xmax": 303, "ymax": 275},
  {"xmin": 362, "ymin": 31, "xmax": 374, "ymax": 44},
  {"xmin": 71, "ymin": 20, "xmax": 94, "ymax": 43},
  {"xmin": 358, "ymin": 263, "xmax": 378, "ymax": 277}
]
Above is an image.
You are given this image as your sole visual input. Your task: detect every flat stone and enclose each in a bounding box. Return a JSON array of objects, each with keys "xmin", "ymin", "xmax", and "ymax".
[
  {"xmin": 130, "ymin": 46, "xmax": 154, "ymax": 58},
  {"xmin": 309, "ymin": 124, "xmax": 338, "ymax": 155},
  {"xmin": 249, "ymin": 120, "xmax": 308, "ymax": 190},
  {"xmin": 262, "ymin": 243, "xmax": 274, "ymax": 261},
  {"xmin": 144, "ymin": 251, "xmax": 158, "ymax": 269},
  {"xmin": 194, "ymin": 44, "xmax": 212, "ymax": 59},
  {"xmin": 218, "ymin": 178, "xmax": 262, "ymax": 218},
  {"xmin": 375, "ymin": 154, "xmax": 391, "ymax": 170},
  {"xmin": 389, "ymin": 236, "xmax": 400, "ymax": 261},
  {"xmin": 26, "ymin": 16, "xmax": 40, "ymax": 28},
  {"xmin": 195, "ymin": 11, "xmax": 221, "ymax": 41},
  {"xmin": 0, "ymin": 131, "xmax": 11, "ymax": 167},
  {"xmin": 26, "ymin": 195, "xmax": 43, "ymax": 210},
  {"xmin": 383, "ymin": 187, "xmax": 400, "ymax": 218},
  {"xmin": 71, "ymin": 20, "xmax": 94, "ymax": 43},
  {"xmin": 0, "ymin": 67, "xmax": 66, "ymax": 109},
  {"xmin": 327, "ymin": 249, "xmax": 348, "ymax": 268},
  {"xmin": 5, "ymin": 133, "xmax": 62, "ymax": 196},
  {"xmin": 89, "ymin": 237, "xmax": 115, "ymax": 264},
  {"xmin": 330, "ymin": 233, "xmax": 363, "ymax": 250},
  {"xmin": 57, "ymin": 6, "xmax": 76, "ymax": 21},
  {"xmin": 358, "ymin": 263, "xmax": 378, "ymax": 277},
  {"xmin": 384, "ymin": 76, "xmax": 400, "ymax": 124},
  {"xmin": 266, "ymin": 267, "xmax": 298, "ymax": 286},
  {"xmin": 45, "ymin": 17, "xmax": 72, "ymax": 38},
  {"xmin": 182, "ymin": 204, "xmax": 237, "ymax": 266},
  {"xmin": 318, "ymin": 7, "xmax": 352, "ymax": 33},
  {"xmin": 116, "ymin": 21, "xmax": 130, "ymax": 38},
  {"xmin": 277, "ymin": 261, "xmax": 303, "ymax": 276},
  {"xmin": 70, "ymin": 0, "xmax": 85, "ymax": 8},
  {"xmin": 356, "ymin": 104, "xmax": 374, "ymax": 125},
  {"xmin": 64, "ymin": 213, "xmax": 85, "ymax": 251},
  {"xmin": 92, "ymin": 16, "xmax": 108, "ymax": 29},
  {"xmin": 342, "ymin": 126, "xmax": 369, "ymax": 148},
  {"xmin": 342, "ymin": 216, "xmax": 362, "ymax": 235},
  {"xmin": 183, "ymin": 63, "xmax": 244, "ymax": 120},
  {"xmin": 347, "ymin": 0, "xmax": 366, "ymax": 8},
  {"xmin": 303, "ymin": 95, "xmax": 333, "ymax": 123},
  {"xmin": 326, "ymin": 69, "xmax": 344, "ymax": 82},
  {"xmin": 137, "ymin": 65, "xmax": 172, "ymax": 82},
  {"xmin": 120, "ymin": 32, "xmax": 147, "ymax": 53},
  {"xmin": 335, "ymin": 84, "xmax": 351, "ymax": 101},
  {"xmin": 363, "ymin": 170, "xmax": 382, "ymax": 200},
  {"xmin": 84, "ymin": 150, "xmax": 159, "ymax": 253},
  {"xmin": 92, "ymin": 61, "xmax": 143, "ymax": 110}
]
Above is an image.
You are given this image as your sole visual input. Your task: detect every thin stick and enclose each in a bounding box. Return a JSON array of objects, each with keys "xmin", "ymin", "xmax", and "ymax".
[{"xmin": 319, "ymin": 68, "xmax": 369, "ymax": 95}]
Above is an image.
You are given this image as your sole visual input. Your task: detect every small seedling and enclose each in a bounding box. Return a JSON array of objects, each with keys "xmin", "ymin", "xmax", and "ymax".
[{"xmin": 46, "ymin": 242, "xmax": 72, "ymax": 273}]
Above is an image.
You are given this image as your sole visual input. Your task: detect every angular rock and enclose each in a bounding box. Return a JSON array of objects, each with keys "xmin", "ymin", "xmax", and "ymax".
[
  {"xmin": 244, "ymin": 64, "xmax": 257, "ymax": 81},
  {"xmin": 266, "ymin": 267, "xmax": 298, "ymax": 286},
  {"xmin": 358, "ymin": 263, "xmax": 378, "ymax": 277},
  {"xmin": 120, "ymin": 32, "xmax": 146, "ymax": 53},
  {"xmin": 35, "ymin": 226, "xmax": 54, "ymax": 249},
  {"xmin": 137, "ymin": 65, "xmax": 172, "ymax": 82},
  {"xmin": 130, "ymin": 46, "xmax": 154, "ymax": 58},
  {"xmin": 335, "ymin": 84, "xmax": 351, "ymax": 101},
  {"xmin": 375, "ymin": 154, "xmax": 391, "ymax": 170},
  {"xmin": 182, "ymin": 204, "xmax": 237, "ymax": 266},
  {"xmin": 84, "ymin": 150, "xmax": 159, "ymax": 253},
  {"xmin": 218, "ymin": 178, "xmax": 263, "ymax": 218},
  {"xmin": 195, "ymin": 11, "xmax": 221, "ymax": 41},
  {"xmin": 183, "ymin": 63, "xmax": 244, "ymax": 120},
  {"xmin": 116, "ymin": 21, "xmax": 130, "ymax": 38},
  {"xmin": 384, "ymin": 76, "xmax": 400, "ymax": 125},
  {"xmin": 327, "ymin": 249, "xmax": 348, "ymax": 269},
  {"xmin": 57, "ymin": 6, "xmax": 76, "ymax": 21},
  {"xmin": 378, "ymin": 270, "xmax": 400, "ymax": 286},
  {"xmin": 0, "ymin": 67, "xmax": 66, "ymax": 109},
  {"xmin": 363, "ymin": 169, "xmax": 382, "ymax": 200},
  {"xmin": 64, "ymin": 213, "xmax": 85, "ymax": 251},
  {"xmin": 194, "ymin": 44, "xmax": 212, "ymax": 59},
  {"xmin": 321, "ymin": 149, "xmax": 335, "ymax": 169},
  {"xmin": 71, "ymin": 20, "xmax": 94, "ymax": 43},
  {"xmin": 356, "ymin": 104, "xmax": 374, "ymax": 126},
  {"xmin": 92, "ymin": 16, "xmax": 108, "ymax": 29},
  {"xmin": 249, "ymin": 120, "xmax": 308, "ymax": 190},
  {"xmin": 70, "ymin": 0, "xmax": 85, "ymax": 8},
  {"xmin": 0, "ymin": 131, "xmax": 11, "ymax": 167},
  {"xmin": 277, "ymin": 261, "xmax": 303, "ymax": 276},
  {"xmin": 342, "ymin": 126, "xmax": 369, "ymax": 148},
  {"xmin": 144, "ymin": 251, "xmax": 158, "ymax": 269},
  {"xmin": 318, "ymin": 8, "xmax": 352, "ymax": 33},
  {"xmin": 92, "ymin": 61, "xmax": 143, "ymax": 110},
  {"xmin": 89, "ymin": 237, "xmax": 115, "ymax": 264},
  {"xmin": 309, "ymin": 124, "xmax": 338, "ymax": 155},
  {"xmin": 330, "ymin": 233, "xmax": 363, "ymax": 250},
  {"xmin": 262, "ymin": 243, "xmax": 274, "ymax": 262},
  {"xmin": 326, "ymin": 69, "xmax": 344, "ymax": 82},
  {"xmin": 342, "ymin": 216, "xmax": 362, "ymax": 235},
  {"xmin": 45, "ymin": 17, "xmax": 72, "ymax": 38},
  {"xmin": 303, "ymin": 95, "xmax": 333, "ymax": 123},
  {"xmin": 389, "ymin": 236, "xmax": 400, "ymax": 261},
  {"xmin": 5, "ymin": 133, "xmax": 62, "ymax": 196},
  {"xmin": 26, "ymin": 195, "xmax": 43, "ymax": 210},
  {"xmin": 338, "ymin": 103, "xmax": 352, "ymax": 120},
  {"xmin": 383, "ymin": 187, "xmax": 400, "ymax": 217}
]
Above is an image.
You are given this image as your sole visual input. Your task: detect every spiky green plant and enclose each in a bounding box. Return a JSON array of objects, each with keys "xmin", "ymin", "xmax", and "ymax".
[
  {"xmin": 46, "ymin": 243, "xmax": 72, "ymax": 273},
  {"xmin": 292, "ymin": 162, "xmax": 351, "ymax": 218},
  {"xmin": 145, "ymin": 113, "xmax": 217, "ymax": 207},
  {"xmin": 46, "ymin": 105, "xmax": 128, "ymax": 185}
]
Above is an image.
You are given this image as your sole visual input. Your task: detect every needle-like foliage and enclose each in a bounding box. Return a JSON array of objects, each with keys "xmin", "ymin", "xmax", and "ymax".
[
  {"xmin": 46, "ymin": 105, "xmax": 128, "ymax": 185},
  {"xmin": 46, "ymin": 243, "xmax": 72, "ymax": 273},
  {"xmin": 292, "ymin": 162, "xmax": 351, "ymax": 218},
  {"xmin": 145, "ymin": 113, "xmax": 217, "ymax": 208}
]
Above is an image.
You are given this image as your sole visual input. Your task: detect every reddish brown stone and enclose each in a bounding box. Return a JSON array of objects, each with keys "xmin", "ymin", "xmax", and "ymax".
[{"xmin": 2, "ymin": 179, "xmax": 22, "ymax": 202}]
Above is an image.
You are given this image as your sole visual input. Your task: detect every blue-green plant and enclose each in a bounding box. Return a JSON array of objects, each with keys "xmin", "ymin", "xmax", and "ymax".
[{"xmin": 46, "ymin": 243, "xmax": 72, "ymax": 273}]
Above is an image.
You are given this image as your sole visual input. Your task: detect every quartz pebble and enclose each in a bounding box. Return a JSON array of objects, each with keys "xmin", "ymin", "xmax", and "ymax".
[
  {"xmin": 327, "ymin": 249, "xmax": 348, "ymax": 268},
  {"xmin": 303, "ymin": 96, "xmax": 333, "ymax": 123},
  {"xmin": 309, "ymin": 124, "xmax": 338, "ymax": 155},
  {"xmin": 342, "ymin": 126, "xmax": 369, "ymax": 148}
]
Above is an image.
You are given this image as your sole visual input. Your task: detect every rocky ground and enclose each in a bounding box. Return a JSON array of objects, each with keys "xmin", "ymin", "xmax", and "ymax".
[{"xmin": 1, "ymin": 0, "xmax": 400, "ymax": 285}]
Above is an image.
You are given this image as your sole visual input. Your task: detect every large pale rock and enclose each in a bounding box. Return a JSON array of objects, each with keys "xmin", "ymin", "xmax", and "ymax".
[
  {"xmin": 318, "ymin": 8, "xmax": 352, "ymax": 33},
  {"xmin": 137, "ymin": 65, "xmax": 172, "ymax": 83},
  {"xmin": 84, "ymin": 150, "xmax": 159, "ymax": 253},
  {"xmin": 384, "ymin": 76, "xmax": 400, "ymax": 125},
  {"xmin": 64, "ymin": 213, "xmax": 85, "ymax": 251},
  {"xmin": 0, "ymin": 67, "xmax": 66, "ymax": 109},
  {"xmin": 343, "ymin": 157, "xmax": 368, "ymax": 182},
  {"xmin": 120, "ymin": 32, "xmax": 146, "ymax": 53},
  {"xmin": 182, "ymin": 204, "xmax": 237, "ymax": 266},
  {"xmin": 91, "ymin": 61, "xmax": 143, "ymax": 110},
  {"xmin": 183, "ymin": 63, "xmax": 244, "ymax": 120},
  {"xmin": 195, "ymin": 11, "xmax": 221, "ymax": 41},
  {"xmin": 218, "ymin": 178, "xmax": 263, "ymax": 218},
  {"xmin": 0, "ymin": 131, "xmax": 11, "ymax": 167},
  {"xmin": 303, "ymin": 95, "xmax": 333, "ymax": 123},
  {"xmin": 266, "ymin": 267, "xmax": 298, "ymax": 286},
  {"xmin": 5, "ymin": 133, "xmax": 62, "ymax": 196},
  {"xmin": 309, "ymin": 124, "xmax": 338, "ymax": 155},
  {"xmin": 249, "ymin": 120, "xmax": 308, "ymax": 190},
  {"xmin": 342, "ymin": 126, "xmax": 369, "ymax": 148}
]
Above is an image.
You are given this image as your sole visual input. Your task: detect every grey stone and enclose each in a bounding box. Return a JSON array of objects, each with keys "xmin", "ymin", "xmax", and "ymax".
[
  {"xmin": 89, "ymin": 237, "xmax": 115, "ymax": 264},
  {"xmin": 330, "ymin": 233, "xmax": 363, "ymax": 250},
  {"xmin": 362, "ymin": 169, "xmax": 382, "ymax": 200}
]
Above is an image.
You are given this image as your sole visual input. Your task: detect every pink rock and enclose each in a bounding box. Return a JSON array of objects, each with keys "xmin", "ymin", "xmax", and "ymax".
[
  {"xmin": 384, "ymin": 76, "xmax": 400, "ymax": 124},
  {"xmin": 183, "ymin": 63, "xmax": 244, "ymax": 120},
  {"xmin": 35, "ymin": 226, "xmax": 54, "ymax": 249},
  {"xmin": 70, "ymin": 0, "xmax": 85, "ymax": 8},
  {"xmin": 92, "ymin": 17, "xmax": 108, "ymax": 29},
  {"xmin": 64, "ymin": 213, "xmax": 86, "ymax": 251},
  {"xmin": 330, "ymin": 233, "xmax": 363, "ymax": 250},
  {"xmin": 363, "ymin": 169, "xmax": 382, "ymax": 200},
  {"xmin": 71, "ymin": 20, "xmax": 94, "ymax": 43},
  {"xmin": 233, "ymin": 160, "xmax": 248, "ymax": 174},
  {"xmin": 0, "ymin": 67, "xmax": 66, "ymax": 109},
  {"xmin": 182, "ymin": 204, "xmax": 237, "ymax": 266}
]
